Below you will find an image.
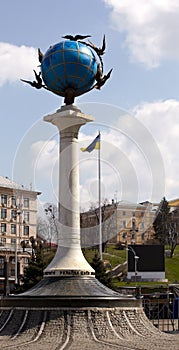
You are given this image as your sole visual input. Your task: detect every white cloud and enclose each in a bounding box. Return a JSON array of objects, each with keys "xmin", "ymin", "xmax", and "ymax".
[
  {"xmin": 30, "ymin": 140, "xmax": 58, "ymax": 172},
  {"xmin": 12, "ymin": 100, "xmax": 179, "ymax": 209},
  {"xmin": 79, "ymin": 99, "xmax": 179, "ymax": 207},
  {"xmin": 79, "ymin": 120, "xmax": 165, "ymax": 209},
  {"xmin": 104, "ymin": 0, "xmax": 179, "ymax": 68},
  {"xmin": 133, "ymin": 99, "xmax": 179, "ymax": 199},
  {"xmin": 0, "ymin": 42, "xmax": 38, "ymax": 86},
  {"xmin": 30, "ymin": 139, "xmax": 59, "ymax": 204}
]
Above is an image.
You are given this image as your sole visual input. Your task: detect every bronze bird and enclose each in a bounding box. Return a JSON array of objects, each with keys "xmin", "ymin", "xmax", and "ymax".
[
  {"xmin": 33, "ymin": 70, "xmax": 42, "ymax": 85},
  {"xmin": 95, "ymin": 64, "xmax": 103, "ymax": 85},
  {"xmin": 88, "ymin": 34, "xmax": 106, "ymax": 56},
  {"xmin": 21, "ymin": 70, "xmax": 43, "ymax": 89},
  {"xmin": 62, "ymin": 34, "xmax": 91, "ymax": 41},
  {"xmin": 95, "ymin": 68, "xmax": 113, "ymax": 90},
  {"xmin": 38, "ymin": 48, "xmax": 43, "ymax": 63},
  {"xmin": 20, "ymin": 79, "xmax": 42, "ymax": 89}
]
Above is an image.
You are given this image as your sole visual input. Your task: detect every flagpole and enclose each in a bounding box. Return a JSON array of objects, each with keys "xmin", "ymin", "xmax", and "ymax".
[{"xmin": 98, "ymin": 131, "xmax": 102, "ymax": 260}]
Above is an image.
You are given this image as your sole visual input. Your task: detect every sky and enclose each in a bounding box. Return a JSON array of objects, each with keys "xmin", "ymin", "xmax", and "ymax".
[{"xmin": 1, "ymin": 0, "xmax": 179, "ymax": 212}]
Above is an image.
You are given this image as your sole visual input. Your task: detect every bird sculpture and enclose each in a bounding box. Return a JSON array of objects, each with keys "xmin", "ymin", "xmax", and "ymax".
[
  {"xmin": 88, "ymin": 34, "xmax": 106, "ymax": 56},
  {"xmin": 95, "ymin": 64, "xmax": 103, "ymax": 85},
  {"xmin": 38, "ymin": 48, "xmax": 44, "ymax": 63},
  {"xmin": 20, "ymin": 70, "xmax": 43, "ymax": 89},
  {"xmin": 62, "ymin": 34, "xmax": 91, "ymax": 41},
  {"xmin": 95, "ymin": 68, "xmax": 113, "ymax": 90},
  {"xmin": 87, "ymin": 35, "xmax": 106, "ymax": 72}
]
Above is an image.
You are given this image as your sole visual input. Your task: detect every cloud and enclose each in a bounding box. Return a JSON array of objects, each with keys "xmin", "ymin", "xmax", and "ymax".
[
  {"xmin": 79, "ymin": 99, "xmax": 179, "ymax": 207},
  {"xmin": 104, "ymin": 0, "xmax": 179, "ymax": 68},
  {"xmin": 0, "ymin": 42, "xmax": 38, "ymax": 86},
  {"xmin": 79, "ymin": 119, "xmax": 165, "ymax": 209},
  {"xmin": 133, "ymin": 99, "xmax": 179, "ymax": 199},
  {"xmin": 29, "ymin": 139, "xmax": 59, "ymax": 204},
  {"xmin": 30, "ymin": 139, "xmax": 58, "ymax": 173},
  {"xmin": 12, "ymin": 100, "xmax": 179, "ymax": 209}
]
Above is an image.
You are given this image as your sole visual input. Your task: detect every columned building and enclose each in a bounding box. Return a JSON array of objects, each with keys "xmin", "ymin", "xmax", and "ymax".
[{"xmin": 0, "ymin": 176, "xmax": 41, "ymax": 294}]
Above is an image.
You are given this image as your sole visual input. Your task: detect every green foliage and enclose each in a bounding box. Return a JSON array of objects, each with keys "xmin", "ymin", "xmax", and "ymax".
[
  {"xmin": 153, "ymin": 197, "xmax": 170, "ymax": 244},
  {"xmin": 83, "ymin": 245, "xmax": 126, "ymax": 269},
  {"xmin": 165, "ymin": 244, "xmax": 179, "ymax": 283},
  {"xmin": 17, "ymin": 244, "xmax": 44, "ymax": 293},
  {"xmin": 102, "ymin": 253, "xmax": 125, "ymax": 268},
  {"xmin": 91, "ymin": 253, "xmax": 112, "ymax": 288}
]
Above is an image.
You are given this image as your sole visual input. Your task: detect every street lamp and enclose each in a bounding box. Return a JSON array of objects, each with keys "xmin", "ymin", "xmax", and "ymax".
[
  {"xmin": 15, "ymin": 204, "xmax": 23, "ymax": 286},
  {"xmin": 126, "ymin": 245, "xmax": 139, "ymax": 284}
]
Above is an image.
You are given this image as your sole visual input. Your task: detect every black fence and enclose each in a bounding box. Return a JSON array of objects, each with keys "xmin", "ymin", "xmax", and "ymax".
[
  {"xmin": 142, "ymin": 294, "xmax": 179, "ymax": 332},
  {"xmin": 117, "ymin": 286, "xmax": 179, "ymax": 332}
]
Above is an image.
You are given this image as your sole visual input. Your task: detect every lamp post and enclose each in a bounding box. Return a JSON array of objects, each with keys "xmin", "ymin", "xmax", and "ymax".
[
  {"xmin": 15, "ymin": 204, "xmax": 23, "ymax": 286},
  {"xmin": 126, "ymin": 245, "xmax": 139, "ymax": 285}
]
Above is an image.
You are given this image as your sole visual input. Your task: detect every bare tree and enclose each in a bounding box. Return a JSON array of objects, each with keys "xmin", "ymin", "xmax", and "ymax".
[
  {"xmin": 37, "ymin": 216, "xmax": 48, "ymax": 241},
  {"xmin": 80, "ymin": 199, "xmax": 117, "ymax": 251},
  {"xmin": 44, "ymin": 203, "xmax": 58, "ymax": 247},
  {"xmin": 168, "ymin": 209, "xmax": 179, "ymax": 257}
]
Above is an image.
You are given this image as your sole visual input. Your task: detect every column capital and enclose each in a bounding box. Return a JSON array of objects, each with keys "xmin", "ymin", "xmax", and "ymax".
[{"xmin": 43, "ymin": 105, "xmax": 94, "ymax": 132}]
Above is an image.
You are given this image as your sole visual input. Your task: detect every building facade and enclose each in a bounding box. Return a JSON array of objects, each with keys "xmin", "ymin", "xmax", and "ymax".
[
  {"xmin": 0, "ymin": 176, "xmax": 40, "ymax": 294},
  {"xmin": 114, "ymin": 201, "xmax": 156, "ymax": 245},
  {"xmin": 80, "ymin": 200, "xmax": 156, "ymax": 248}
]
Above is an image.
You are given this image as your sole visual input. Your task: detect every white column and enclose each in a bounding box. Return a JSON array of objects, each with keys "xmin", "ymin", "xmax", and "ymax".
[{"xmin": 43, "ymin": 105, "xmax": 95, "ymax": 277}]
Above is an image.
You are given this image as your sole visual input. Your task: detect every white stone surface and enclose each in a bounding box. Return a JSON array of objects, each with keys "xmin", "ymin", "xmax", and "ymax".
[
  {"xmin": 127, "ymin": 271, "xmax": 166, "ymax": 281},
  {"xmin": 44, "ymin": 105, "xmax": 95, "ymax": 276}
]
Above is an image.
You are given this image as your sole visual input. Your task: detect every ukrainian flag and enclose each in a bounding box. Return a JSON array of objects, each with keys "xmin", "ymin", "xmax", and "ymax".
[{"xmin": 81, "ymin": 133, "xmax": 100, "ymax": 152}]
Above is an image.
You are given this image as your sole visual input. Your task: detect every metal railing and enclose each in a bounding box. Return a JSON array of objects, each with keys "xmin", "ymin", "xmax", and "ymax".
[{"xmin": 143, "ymin": 295, "xmax": 179, "ymax": 332}]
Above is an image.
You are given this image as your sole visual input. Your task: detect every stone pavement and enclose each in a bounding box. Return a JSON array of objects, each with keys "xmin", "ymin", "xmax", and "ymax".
[{"xmin": 0, "ymin": 307, "xmax": 178, "ymax": 350}]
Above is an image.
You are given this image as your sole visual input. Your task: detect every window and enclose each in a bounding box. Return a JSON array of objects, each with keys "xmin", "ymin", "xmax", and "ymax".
[
  {"xmin": 132, "ymin": 233, "xmax": 135, "ymax": 240},
  {"xmin": 11, "ymin": 196, "xmax": 16, "ymax": 206},
  {"xmin": 24, "ymin": 226, "xmax": 29, "ymax": 236},
  {"xmin": 132, "ymin": 218, "xmax": 136, "ymax": 230},
  {"xmin": 11, "ymin": 210, "xmax": 17, "ymax": 219},
  {"xmin": 10, "ymin": 269, "xmax": 15, "ymax": 276},
  {"xmin": 0, "ymin": 268, "xmax": 4, "ymax": 276},
  {"xmin": 1, "ymin": 194, "xmax": 7, "ymax": 205},
  {"xmin": 24, "ymin": 211, "xmax": 29, "ymax": 222},
  {"xmin": 1, "ymin": 223, "xmax": 6, "ymax": 233},
  {"xmin": 24, "ymin": 198, "xmax": 29, "ymax": 208},
  {"xmin": 11, "ymin": 238, "xmax": 16, "ymax": 245},
  {"xmin": 132, "ymin": 211, "xmax": 135, "ymax": 217},
  {"xmin": 23, "ymin": 257, "xmax": 29, "ymax": 264},
  {"xmin": 11, "ymin": 224, "xmax": 16, "ymax": 234},
  {"xmin": 0, "ymin": 257, "xmax": 4, "ymax": 264},
  {"xmin": 1, "ymin": 209, "xmax": 7, "ymax": 219},
  {"xmin": 122, "ymin": 232, "xmax": 127, "ymax": 239},
  {"xmin": 122, "ymin": 211, "xmax": 126, "ymax": 216},
  {"xmin": 0, "ymin": 237, "xmax": 6, "ymax": 246},
  {"xmin": 122, "ymin": 220, "xmax": 126, "ymax": 228}
]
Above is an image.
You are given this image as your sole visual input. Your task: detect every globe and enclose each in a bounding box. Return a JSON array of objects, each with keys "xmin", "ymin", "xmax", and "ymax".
[{"xmin": 41, "ymin": 40, "xmax": 98, "ymax": 99}]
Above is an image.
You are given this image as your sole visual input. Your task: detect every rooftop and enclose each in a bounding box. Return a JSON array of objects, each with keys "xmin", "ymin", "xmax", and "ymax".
[{"xmin": 0, "ymin": 175, "xmax": 41, "ymax": 195}]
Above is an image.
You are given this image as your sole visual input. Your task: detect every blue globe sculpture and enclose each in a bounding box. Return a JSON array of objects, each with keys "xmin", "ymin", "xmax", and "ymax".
[{"xmin": 41, "ymin": 40, "xmax": 98, "ymax": 103}]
